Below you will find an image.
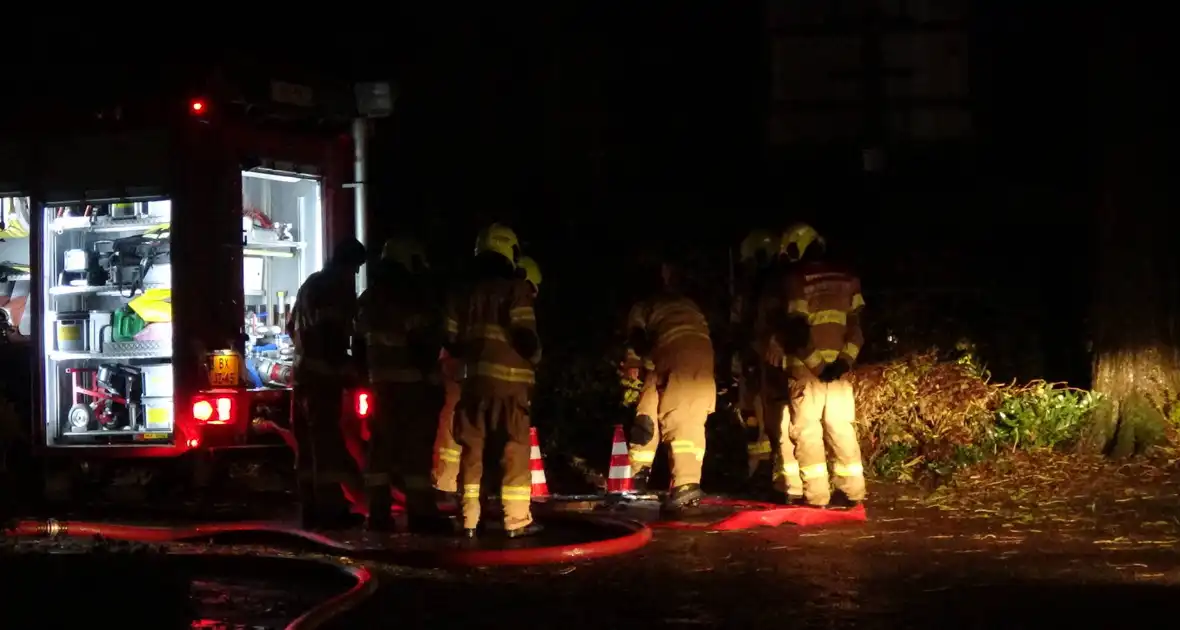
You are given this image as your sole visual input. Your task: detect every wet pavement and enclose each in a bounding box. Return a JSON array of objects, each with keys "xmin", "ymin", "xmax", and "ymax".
[
  {"xmin": 8, "ymin": 451, "xmax": 1180, "ymax": 628},
  {"xmin": 346, "ymin": 490, "xmax": 1180, "ymax": 629}
]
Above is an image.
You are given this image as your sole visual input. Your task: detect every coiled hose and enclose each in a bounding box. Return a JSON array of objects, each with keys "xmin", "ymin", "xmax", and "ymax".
[
  {"xmin": 5, "ymin": 514, "xmax": 652, "ymax": 627},
  {"xmin": 5, "ymin": 519, "xmax": 368, "ymax": 630}
]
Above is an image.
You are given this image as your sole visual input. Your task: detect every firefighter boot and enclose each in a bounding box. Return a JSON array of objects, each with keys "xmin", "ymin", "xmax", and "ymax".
[
  {"xmin": 367, "ymin": 490, "xmax": 394, "ymax": 532},
  {"xmin": 827, "ymin": 490, "xmax": 863, "ymax": 511},
  {"xmin": 744, "ymin": 460, "xmax": 774, "ymax": 498},
  {"xmin": 297, "ymin": 481, "xmax": 319, "ymax": 530},
  {"xmin": 434, "ymin": 488, "xmax": 459, "ymax": 513},
  {"xmin": 632, "ymin": 467, "xmax": 652, "ymax": 493},
  {"xmin": 505, "ymin": 522, "xmax": 545, "ymax": 539},
  {"xmin": 662, "ymin": 483, "xmax": 704, "ymax": 514}
]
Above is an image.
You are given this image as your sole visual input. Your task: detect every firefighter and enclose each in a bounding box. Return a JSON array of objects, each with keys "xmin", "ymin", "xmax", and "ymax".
[
  {"xmin": 356, "ymin": 235, "xmax": 446, "ymax": 531},
  {"xmin": 446, "ymin": 223, "xmax": 544, "ymax": 538},
  {"xmin": 760, "ymin": 223, "xmax": 866, "ymax": 508},
  {"xmin": 624, "ymin": 260, "xmax": 716, "ymax": 512},
  {"xmin": 733, "ymin": 229, "xmax": 778, "ymax": 485},
  {"xmin": 288, "ymin": 237, "xmax": 367, "ymax": 529}
]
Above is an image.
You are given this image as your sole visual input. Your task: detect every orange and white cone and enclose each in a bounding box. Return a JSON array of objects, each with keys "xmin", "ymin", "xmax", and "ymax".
[
  {"xmin": 607, "ymin": 424, "xmax": 634, "ymax": 494},
  {"xmin": 529, "ymin": 427, "xmax": 550, "ymax": 499}
]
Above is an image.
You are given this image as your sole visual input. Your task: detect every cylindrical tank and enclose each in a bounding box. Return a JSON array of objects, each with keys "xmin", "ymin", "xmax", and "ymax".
[{"xmin": 255, "ymin": 356, "xmax": 293, "ymax": 387}]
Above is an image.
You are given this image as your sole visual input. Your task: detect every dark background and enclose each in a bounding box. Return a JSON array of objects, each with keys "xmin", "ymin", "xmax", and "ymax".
[{"xmin": 2, "ymin": 4, "xmax": 1098, "ymax": 389}]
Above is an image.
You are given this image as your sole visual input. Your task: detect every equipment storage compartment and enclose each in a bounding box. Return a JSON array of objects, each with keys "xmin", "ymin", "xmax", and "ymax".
[
  {"xmin": 239, "ymin": 170, "xmax": 323, "ymax": 393},
  {"xmin": 41, "ymin": 198, "xmax": 176, "ymax": 445},
  {"xmin": 1, "ymin": 195, "xmax": 33, "ymax": 341}
]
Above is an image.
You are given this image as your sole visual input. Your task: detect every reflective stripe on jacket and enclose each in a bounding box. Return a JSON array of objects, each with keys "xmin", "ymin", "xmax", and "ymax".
[
  {"xmin": 781, "ymin": 262, "xmax": 865, "ymax": 375},
  {"xmin": 624, "ymin": 292, "xmax": 713, "ymax": 373},
  {"xmin": 445, "ymin": 276, "xmax": 540, "ymax": 394},
  {"xmin": 357, "ymin": 276, "xmax": 443, "ymax": 385}
]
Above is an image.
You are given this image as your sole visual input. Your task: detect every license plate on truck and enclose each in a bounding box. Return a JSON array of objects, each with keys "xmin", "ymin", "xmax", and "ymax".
[{"xmin": 209, "ymin": 352, "xmax": 241, "ymax": 387}]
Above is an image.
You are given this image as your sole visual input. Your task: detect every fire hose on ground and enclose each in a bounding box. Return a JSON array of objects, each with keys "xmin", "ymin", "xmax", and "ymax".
[{"xmin": 4, "ymin": 515, "xmax": 653, "ymax": 627}]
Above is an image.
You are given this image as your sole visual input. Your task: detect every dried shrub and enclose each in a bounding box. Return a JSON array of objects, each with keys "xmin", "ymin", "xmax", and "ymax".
[
  {"xmin": 851, "ymin": 351, "xmax": 1001, "ymax": 481},
  {"xmin": 851, "ymin": 350, "xmax": 1103, "ymax": 482}
]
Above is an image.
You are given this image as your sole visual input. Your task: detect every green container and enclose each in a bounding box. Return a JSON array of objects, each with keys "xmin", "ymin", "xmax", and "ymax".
[{"xmin": 112, "ymin": 306, "xmax": 146, "ymax": 342}]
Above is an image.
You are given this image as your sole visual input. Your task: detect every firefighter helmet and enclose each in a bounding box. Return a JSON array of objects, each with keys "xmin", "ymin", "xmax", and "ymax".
[
  {"xmin": 739, "ymin": 229, "xmax": 777, "ymax": 266},
  {"xmin": 474, "ymin": 223, "xmax": 520, "ymax": 267},
  {"xmin": 780, "ymin": 223, "xmax": 825, "ymax": 262},
  {"xmin": 331, "ymin": 237, "xmax": 367, "ymax": 269},
  {"xmin": 381, "ymin": 236, "xmax": 429, "ymax": 273},
  {"xmin": 517, "ymin": 256, "xmax": 542, "ymax": 292}
]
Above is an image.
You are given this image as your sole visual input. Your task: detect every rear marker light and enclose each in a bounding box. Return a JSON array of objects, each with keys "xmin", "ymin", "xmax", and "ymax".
[
  {"xmin": 355, "ymin": 391, "xmax": 371, "ymax": 418},
  {"xmin": 192, "ymin": 395, "xmax": 234, "ymax": 424},
  {"xmin": 192, "ymin": 400, "xmax": 213, "ymax": 422}
]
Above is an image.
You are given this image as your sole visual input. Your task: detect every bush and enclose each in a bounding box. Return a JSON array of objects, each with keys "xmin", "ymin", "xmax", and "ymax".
[{"xmin": 852, "ymin": 350, "xmax": 1101, "ymax": 482}]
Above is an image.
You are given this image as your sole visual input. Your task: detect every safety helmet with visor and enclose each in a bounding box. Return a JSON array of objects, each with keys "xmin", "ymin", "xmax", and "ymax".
[
  {"xmin": 517, "ymin": 256, "xmax": 542, "ymax": 295},
  {"xmin": 474, "ymin": 223, "xmax": 521, "ymax": 267},
  {"xmin": 739, "ymin": 229, "xmax": 778, "ymax": 267},
  {"xmin": 780, "ymin": 223, "xmax": 825, "ymax": 262},
  {"xmin": 381, "ymin": 236, "xmax": 429, "ymax": 273}
]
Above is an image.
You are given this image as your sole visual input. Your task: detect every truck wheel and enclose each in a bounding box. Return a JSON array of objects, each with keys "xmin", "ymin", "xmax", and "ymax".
[{"xmin": 66, "ymin": 404, "xmax": 94, "ymax": 433}]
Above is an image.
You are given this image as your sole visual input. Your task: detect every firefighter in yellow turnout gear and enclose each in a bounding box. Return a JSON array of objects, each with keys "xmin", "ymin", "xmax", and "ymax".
[
  {"xmin": 758, "ymin": 223, "xmax": 866, "ymax": 507},
  {"xmin": 732, "ymin": 229, "xmax": 778, "ymax": 483},
  {"xmin": 288, "ymin": 237, "xmax": 367, "ymax": 529},
  {"xmin": 446, "ymin": 224, "xmax": 544, "ymax": 538},
  {"xmin": 356, "ymin": 236, "xmax": 447, "ymax": 531},
  {"xmin": 625, "ymin": 262, "xmax": 716, "ymax": 512}
]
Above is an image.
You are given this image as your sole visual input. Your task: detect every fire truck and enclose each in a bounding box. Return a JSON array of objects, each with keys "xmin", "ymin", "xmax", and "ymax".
[{"xmin": 9, "ymin": 69, "xmax": 393, "ymax": 492}]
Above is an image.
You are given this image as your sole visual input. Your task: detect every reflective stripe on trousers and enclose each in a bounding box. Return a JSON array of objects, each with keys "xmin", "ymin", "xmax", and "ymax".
[{"xmin": 788, "ymin": 378, "xmax": 865, "ymax": 505}]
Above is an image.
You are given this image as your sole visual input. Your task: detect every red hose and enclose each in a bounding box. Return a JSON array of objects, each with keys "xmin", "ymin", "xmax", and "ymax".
[
  {"xmin": 1, "ymin": 523, "xmax": 374, "ymax": 630},
  {"xmin": 420, "ymin": 514, "xmax": 652, "ymax": 568},
  {"xmin": 284, "ymin": 560, "xmax": 376, "ymax": 630},
  {"xmin": 4, "ymin": 519, "xmax": 356, "ymax": 552},
  {"xmin": 5, "ymin": 513, "xmax": 654, "ymax": 568}
]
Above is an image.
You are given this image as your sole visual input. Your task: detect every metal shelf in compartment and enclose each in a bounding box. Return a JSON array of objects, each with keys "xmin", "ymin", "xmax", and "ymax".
[
  {"xmin": 244, "ymin": 239, "xmax": 304, "ymax": 250},
  {"xmin": 50, "ymin": 339, "xmax": 172, "ymax": 361},
  {"xmin": 51, "ymin": 215, "xmax": 171, "ymax": 234},
  {"xmin": 49, "ymin": 282, "xmax": 169, "ymax": 297}
]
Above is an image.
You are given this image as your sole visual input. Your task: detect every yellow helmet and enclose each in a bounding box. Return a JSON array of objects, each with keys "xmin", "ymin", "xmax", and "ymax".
[
  {"xmin": 474, "ymin": 223, "xmax": 520, "ymax": 267},
  {"xmin": 739, "ymin": 229, "xmax": 777, "ymax": 265},
  {"xmin": 517, "ymin": 256, "xmax": 542, "ymax": 292},
  {"xmin": 780, "ymin": 223, "xmax": 825, "ymax": 262},
  {"xmin": 381, "ymin": 236, "xmax": 428, "ymax": 272}
]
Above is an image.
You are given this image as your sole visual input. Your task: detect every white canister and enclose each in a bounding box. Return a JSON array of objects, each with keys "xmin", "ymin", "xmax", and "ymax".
[{"xmin": 88, "ymin": 311, "xmax": 113, "ymax": 352}]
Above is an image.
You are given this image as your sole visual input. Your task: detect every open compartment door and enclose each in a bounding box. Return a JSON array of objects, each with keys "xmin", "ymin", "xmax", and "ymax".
[{"xmin": 239, "ymin": 168, "xmax": 324, "ymax": 391}]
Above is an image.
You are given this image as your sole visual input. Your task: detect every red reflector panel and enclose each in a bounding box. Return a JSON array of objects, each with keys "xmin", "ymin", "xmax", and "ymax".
[{"xmin": 355, "ymin": 390, "xmax": 371, "ymax": 418}]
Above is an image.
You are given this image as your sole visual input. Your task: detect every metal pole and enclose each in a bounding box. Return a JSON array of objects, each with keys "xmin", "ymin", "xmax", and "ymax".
[{"xmin": 352, "ymin": 117, "xmax": 368, "ymax": 294}]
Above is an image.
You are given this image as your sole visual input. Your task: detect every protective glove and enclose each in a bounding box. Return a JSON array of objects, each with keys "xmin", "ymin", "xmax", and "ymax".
[
  {"xmin": 763, "ymin": 336, "xmax": 786, "ymax": 368},
  {"xmin": 743, "ymin": 415, "xmax": 762, "ymax": 443},
  {"xmin": 819, "ymin": 358, "xmax": 852, "ymax": 383},
  {"xmin": 783, "ymin": 318, "xmax": 811, "ymax": 352},
  {"xmin": 630, "ymin": 413, "xmax": 656, "ymax": 446}
]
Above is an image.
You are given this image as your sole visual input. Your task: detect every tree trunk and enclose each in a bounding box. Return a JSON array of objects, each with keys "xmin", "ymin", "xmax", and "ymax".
[{"xmin": 1088, "ymin": 13, "xmax": 1177, "ymax": 455}]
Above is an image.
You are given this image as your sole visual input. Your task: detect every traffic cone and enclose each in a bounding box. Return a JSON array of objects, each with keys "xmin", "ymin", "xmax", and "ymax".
[
  {"xmin": 607, "ymin": 424, "xmax": 634, "ymax": 494},
  {"xmin": 529, "ymin": 427, "xmax": 550, "ymax": 499}
]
